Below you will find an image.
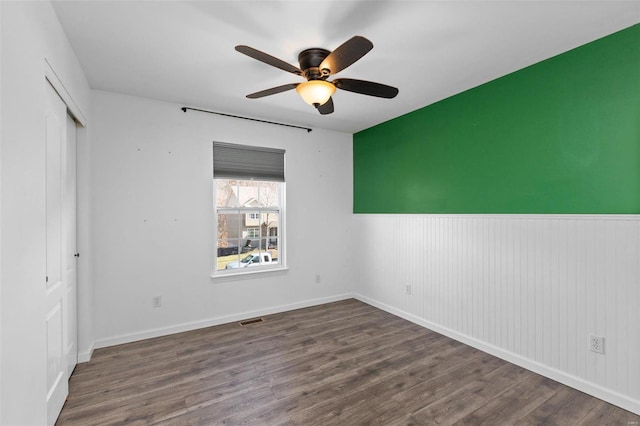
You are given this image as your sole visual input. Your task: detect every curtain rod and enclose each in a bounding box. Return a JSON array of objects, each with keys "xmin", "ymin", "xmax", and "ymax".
[{"xmin": 181, "ymin": 107, "xmax": 312, "ymax": 133}]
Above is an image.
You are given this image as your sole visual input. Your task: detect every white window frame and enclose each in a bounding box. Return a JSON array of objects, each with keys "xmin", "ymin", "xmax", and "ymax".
[
  {"xmin": 212, "ymin": 141, "xmax": 286, "ymax": 278},
  {"xmin": 213, "ymin": 180, "xmax": 286, "ymax": 278}
]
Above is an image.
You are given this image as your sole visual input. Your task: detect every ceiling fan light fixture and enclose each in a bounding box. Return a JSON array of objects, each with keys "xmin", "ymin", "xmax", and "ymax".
[
  {"xmin": 296, "ymin": 80, "xmax": 336, "ymax": 106},
  {"xmin": 237, "ymin": 36, "xmax": 397, "ymax": 115}
]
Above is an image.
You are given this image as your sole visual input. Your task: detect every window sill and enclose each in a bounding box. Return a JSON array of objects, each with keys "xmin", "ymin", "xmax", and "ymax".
[{"xmin": 210, "ymin": 266, "xmax": 289, "ymax": 282}]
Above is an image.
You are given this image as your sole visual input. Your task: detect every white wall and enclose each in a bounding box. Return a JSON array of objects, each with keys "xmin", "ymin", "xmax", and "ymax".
[
  {"xmin": 0, "ymin": 2, "xmax": 90, "ymax": 424},
  {"xmin": 355, "ymin": 214, "xmax": 640, "ymax": 415},
  {"xmin": 87, "ymin": 90, "xmax": 354, "ymax": 347}
]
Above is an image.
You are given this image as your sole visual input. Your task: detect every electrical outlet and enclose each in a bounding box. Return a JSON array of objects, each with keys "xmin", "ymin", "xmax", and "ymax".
[
  {"xmin": 405, "ymin": 284, "xmax": 412, "ymax": 295},
  {"xmin": 315, "ymin": 275, "xmax": 321, "ymax": 284},
  {"xmin": 152, "ymin": 296, "xmax": 162, "ymax": 308},
  {"xmin": 590, "ymin": 334, "xmax": 605, "ymax": 354}
]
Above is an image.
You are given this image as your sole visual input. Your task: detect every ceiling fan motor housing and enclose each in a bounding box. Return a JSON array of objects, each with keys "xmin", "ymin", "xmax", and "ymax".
[{"xmin": 298, "ymin": 48, "xmax": 331, "ymax": 80}]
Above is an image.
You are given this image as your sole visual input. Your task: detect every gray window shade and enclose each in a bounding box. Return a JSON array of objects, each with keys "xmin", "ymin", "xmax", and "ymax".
[{"xmin": 213, "ymin": 142, "xmax": 285, "ymax": 182}]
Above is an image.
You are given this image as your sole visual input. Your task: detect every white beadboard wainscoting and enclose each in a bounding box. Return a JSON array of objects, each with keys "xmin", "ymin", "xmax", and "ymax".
[{"xmin": 354, "ymin": 214, "xmax": 640, "ymax": 415}]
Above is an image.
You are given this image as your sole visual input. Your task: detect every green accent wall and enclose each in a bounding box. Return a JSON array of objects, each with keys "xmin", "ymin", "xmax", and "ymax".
[{"xmin": 354, "ymin": 24, "xmax": 640, "ymax": 214}]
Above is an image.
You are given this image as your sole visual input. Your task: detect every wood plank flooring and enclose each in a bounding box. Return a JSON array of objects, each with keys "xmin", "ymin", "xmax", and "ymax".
[{"xmin": 56, "ymin": 299, "xmax": 640, "ymax": 425}]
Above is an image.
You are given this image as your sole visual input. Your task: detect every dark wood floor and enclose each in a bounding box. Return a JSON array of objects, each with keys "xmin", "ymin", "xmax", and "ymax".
[{"xmin": 57, "ymin": 299, "xmax": 640, "ymax": 425}]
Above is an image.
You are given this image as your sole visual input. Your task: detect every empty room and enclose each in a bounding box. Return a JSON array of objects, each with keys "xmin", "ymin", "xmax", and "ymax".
[{"xmin": 1, "ymin": 1, "xmax": 640, "ymax": 425}]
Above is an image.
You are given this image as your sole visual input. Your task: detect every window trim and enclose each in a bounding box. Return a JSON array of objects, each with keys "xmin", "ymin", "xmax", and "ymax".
[
  {"xmin": 212, "ymin": 180, "xmax": 286, "ymax": 278},
  {"xmin": 212, "ymin": 142, "xmax": 286, "ymax": 278},
  {"xmin": 210, "ymin": 265, "xmax": 289, "ymax": 281}
]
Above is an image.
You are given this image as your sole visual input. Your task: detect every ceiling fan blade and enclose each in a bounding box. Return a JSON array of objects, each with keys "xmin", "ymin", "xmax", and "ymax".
[
  {"xmin": 246, "ymin": 83, "xmax": 299, "ymax": 99},
  {"xmin": 319, "ymin": 36, "xmax": 373, "ymax": 75},
  {"xmin": 235, "ymin": 45, "xmax": 303, "ymax": 76},
  {"xmin": 333, "ymin": 78, "xmax": 398, "ymax": 98},
  {"xmin": 316, "ymin": 97, "xmax": 334, "ymax": 115}
]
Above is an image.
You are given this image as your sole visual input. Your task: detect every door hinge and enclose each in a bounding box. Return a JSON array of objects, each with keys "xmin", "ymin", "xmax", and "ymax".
[{"xmin": 46, "ymin": 276, "xmax": 49, "ymax": 283}]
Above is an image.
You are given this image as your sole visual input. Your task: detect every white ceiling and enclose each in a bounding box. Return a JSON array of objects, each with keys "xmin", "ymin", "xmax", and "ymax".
[{"xmin": 52, "ymin": 1, "xmax": 639, "ymax": 134}]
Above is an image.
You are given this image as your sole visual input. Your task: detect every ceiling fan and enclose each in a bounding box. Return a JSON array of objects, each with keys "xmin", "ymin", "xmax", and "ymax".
[{"xmin": 235, "ymin": 36, "xmax": 398, "ymax": 115}]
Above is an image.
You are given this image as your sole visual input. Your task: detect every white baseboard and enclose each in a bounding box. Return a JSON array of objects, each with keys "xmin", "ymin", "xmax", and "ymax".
[
  {"xmin": 354, "ymin": 293, "xmax": 640, "ymax": 416},
  {"xmin": 78, "ymin": 343, "xmax": 94, "ymax": 363},
  {"xmin": 89, "ymin": 293, "xmax": 354, "ymax": 354}
]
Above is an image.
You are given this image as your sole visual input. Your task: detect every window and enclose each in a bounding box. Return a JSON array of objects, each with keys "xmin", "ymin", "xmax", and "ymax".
[{"xmin": 213, "ymin": 142, "xmax": 285, "ymax": 274}]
